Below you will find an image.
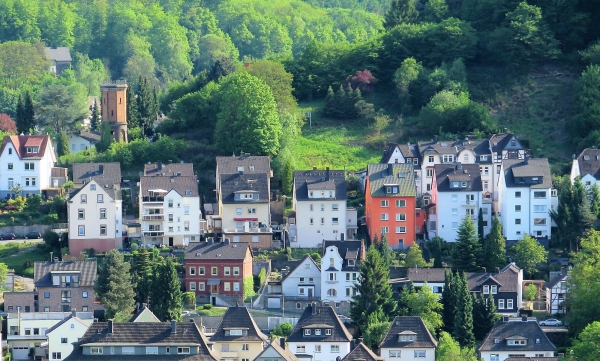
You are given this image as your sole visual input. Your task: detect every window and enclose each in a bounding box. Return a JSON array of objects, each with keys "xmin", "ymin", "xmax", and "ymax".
[
  {"xmin": 380, "ymin": 226, "xmax": 389, "ymax": 234},
  {"xmin": 184, "ymin": 205, "xmax": 190, "ymax": 215},
  {"xmin": 61, "ymin": 290, "xmax": 71, "ymax": 303},
  {"xmin": 463, "ymin": 154, "xmax": 469, "ymax": 162},
  {"xmin": 146, "ymin": 347, "xmax": 158, "ymax": 355},
  {"xmin": 52, "ymin": 352, "xmax": 62, "ymax": 359},
  {"xmin": 396, "ymin": 213, "xmax": 406, "ymax": 221},
  {"xmin": 189, "ymin": 267, "xmax": 196, "ymax": 276},
  {"xmin": 82, "ymin": 291, "xmax": 88, "ymax": 298},
  {"xmin": 442, "ymin": 154, "xmax": 454, "ymax": 163},
  {"xmin": 381, "ymin": 200, "xmax": 389, "ymax": 207},
  {"xmin": 233, "ymin": 267, "xmax": 239, "ymax": 275},
  {"xmin": 224, "ymin": 282, "xmax": 230, "ymax": 291},
  {"xmin": 331, "ymin": 345, "xmax": 340, "ymax": 353},
  {"xmin": 389, "ymin": 351, "xmax": 401, "ymax": 357},
  {"xmin": 328, "ymin": 273, "xmax": 336, "ymax": 281},
  {"xmin": 395, "ymin": 199, "xmax": 406, "ymax": 208},
  {"xmin": 168, "ymin": 199, "xmax": 174, "ymax": 207},
  {"xmin": 381, "ymin": 213, "xmax": 389, "ymax": 220},
  {"xmin": 452, "ymin": 222, "xmax": 458, "ymax": 229},
  {"xmin": 348, "ymin": 260, "xmax": 355, "ymax": 267},
  {"xmin": 199, "ymin": 267, "xmax": 205, "ymax": 275},
  {"xmin": 167, "ymin": 213, "xmax": 174, "ymax": 222},
  {"xmin": 332, "ymin": 217, "xmax": 339, "ymax": 224},
  {"xmin": 212, "ymin": 267, "xmax": 218, "ymax": 275},
  {"xmin": 507, "ymin": 299, "xmax": 514, "ymax": 309},
  {"xmin": 320, "ymin": 217, "xmax": 325, "ymax": 225},
  {"xmin": 77, "ymin": 209, "xmax": 85, "ymax": 220},
  {"xmin": 297, "ymin": 302, "xmax": 302, "ymax": 309},
  {"xmin": 99, "ymin": 208, "xmax": 106, "ymax": 219},
  {"xmin": 452, "ymin": 194, "xmax": 458, "ymax": 202},
  {"xmin": 304, "ymin": 329, "xmax": 311, "ymax": 336},
  {"xmin": 199, "ymin": 283, "xmax": 205, "ymax": 291},
  {"xmin": 91, "ymin": 347, "xmax": 103, "ymax": 354},
  {"xmin": 515, "ymin": 205, "xmax": 521, "ymax": 212},
  {"xmin": 100, "ymin": 225, "xmax": 107, "ymax": 236},
  {"xmin": 122, "ymin": 347, "xmax": 135, "ymax": 354},
  {"xmin": 534, "ymin": 218, "xmax": 547, "ymax": 225},
  {"xmin": 515, "ymin": 191, "xmax": 521, "ymax": 198},
  {"xmin": 224, "ymin": 267, "xmax": 231, "ymax": 276},
  {"xmin": 320, "ymin": 204, "xmax": 325, "ymax": 211},
  {"xmin": 326, "ymin": 329, "xmax": 332, "ymax": 335},
  {"xmin": 490, "ymin": 355, "xmax": 500, "ymax": 361},
  {"xmin": 7, "ymin": 163, "xmax": 13, "ymax": 170},
  {"xmin": 234, "ymin": 282, "xmax": 240, "ymax": 291},
  {"xmin": 515, "ymin": 219, "xmax": 521, "ymax": 225},
  {"xmin": 483, "ymin": 285, "xmax": 489, "ymax": 294},
  {"xmin": 78, "ymin": 225, "xmax": 85, "ymax": 236},
  {"xmin": 81, "ymin": 194, "xmax": 87, "ymax": 203},
  {"xmin": 296, "ymin": 346, "xmax": 306, "ymax": 353},
  {"xmin": 97, "ymin": 194, "xmax": 103, "ymax": 203},
  {"xmin": 90, "ymin": 184, "xmax": 96, "ymax": 190},
  {"xmin": 491, "ymin": 285, "xmax": 497, "ymax": 294},
  {"xmin": 327, "ymin": 288, "xmax": 337, "ymax": 296},
  {"xmin": 177, "ymin": 347, "xmax": 190, "ymax": 354},
  {"xmin": 414, "ymin": 350, "xmax": 426, "ymax": 358},
  {"xmin": 315, "ymin": 345, "xmax": 321, "ymax": 352},
  {"xmin": 396, "ymin": 226, "xmax": 406, "ymax": 233},
  {"xmin": 299, "ymin": 287, "xmax": 306, "ymax": 295},
  {"xmin": 332, "ymin": 204, "xmax": 339, "ymax": 211},
  {"xmin": 242, "ymin": 344, "xmax": 249, "ymax": 351},
  {"xmin": 498, "ymin": 299, "xmax": 505, "ymax": 309},
  {"xmin": 534, "ymin": 205, "xmax": 547, "ymax": 212},
  {"xmin": 25, "ymin": 162, "xmax": 34, "ymax": 170},
  {"xmin": 534, "ymin": 191, "xmax": 546, "ymax": 198}
]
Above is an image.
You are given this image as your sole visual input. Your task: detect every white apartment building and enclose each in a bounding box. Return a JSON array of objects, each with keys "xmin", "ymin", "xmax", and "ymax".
[
  {"xmin": 139, "ymin": 162, "xmax": 201, "ymax": 247},
  {"xmin": 498, "ymin": 158, "xmax": 555, "ymax": 241},
  {"xmin": 321, "ymin": 240, "xmax": 364, "ymax": 305},
  {"xmin": 46, "ymin": 312, "xmax": 91, "ymax": 361},
  {"xmin": 292, "ymin": 168, "xmax": 348, "ymax": 248},
  {"xmin": 68, "ymin": 179, "xmax": 123, "ymax": 255},
  {"xmin": 0, "ymin": 135, "xmax": 56, "ymax": 198},
  {"xmin": 281, "ymin": 254, "xmax": 322, "ymax": 298},
  {"xmin": 429, "ymin": 163, "xmax": 492, "ymax": 241},
  {"xmin": 490, "ymin": 131, "xmax": 529, "ymax": 206}
]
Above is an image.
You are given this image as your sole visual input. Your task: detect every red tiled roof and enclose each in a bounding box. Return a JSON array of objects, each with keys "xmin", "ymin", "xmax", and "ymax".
[{"xmin": 0, "ymin": 135, "xmax": 50, "ymax": 159}]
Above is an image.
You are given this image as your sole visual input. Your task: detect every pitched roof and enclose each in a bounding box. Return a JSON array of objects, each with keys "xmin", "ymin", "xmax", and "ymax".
[
  {"xmin": 66, "ymin": 321, "xmax": 219, "ymax": 361},
  {"xmin": 209, "ymin": 306, "xmax": 268, "ymax": 342},
  {"xmin": 287, "ymin": 305, "xmax": 352, "ymax": 343},
  {"xmin": 294, "ymin": 169, "xmax": 346, "ymax": 201},
  {"xmin": 279, "ymin": 254, "xmax": 321, "ymax": 282},
  {"xmin": 0, "ymin": 135, "xmax": 51, "ymax": 159},
  {"xmin": 256, "ymin": 339, "xmax": 300, "ymax": 361},
  {"xmin": 379, "ymin": 316, "xmax": 438, "ymax": 349},
  {"xmin": 78, "ymin": 131, "xmax": 101, "ymax": 143},
  {"xmin": 417, "ymin": 140, "xmax": 460, "ymax": 156},
  {"xmin": 185, "ymin": 242, "xmax": 251, "ymax": 261},
  {"xmin": 380, "ymin": 143, "xmax": 420, "ymax": 164},
  {"xmin": 574, "ymin": 149, "xmax": 600, "ymax": 179},
  {"xmin": 322, "ymin": 240, "xmax": 364, "ymax": 271},
  {"xmin": 342, "ymin": 342, "xmax": 383, "ymax": 361},
  {"xmin": 544, "ymin": 271, "xmax": 567, "ymax": 289},
  {"xmin": 44, "ymin": 47, "xmax": 72, "ymax": 62},
  {"xmin": 46, "ymin": 314, "xmax": 89, "ymax": 334},
  {"xmin": 453, "ymin": 139, "xmax": 491, "ymax": 157},
  {"xmin": 34, "ymin": 261, "xmax": 97, "ymax": 287},
  {"xmin": 140, "ymin": 175, "xmax": 199, "ymax": 197},
  {"xmin": 129, "ymin": 304, "xmax": 161, "ymax": 322},
  {"xmin": 73, "ymin": 162, "xmax": 122, "ymax": 186},
  {"xmin": 68, "ymin": 179, "xmax": 121, "ymax": 202},
  {"xmin": 503, "ymin": 158, "xmax": 552, "ymax": 189},
  {"xmin": 434, "ymin": 163, "xmax": 483, "ymax": 192},
  {"xmin": 477, "ymin": 320, "xmax": 556, "ymax": 353},
  {"xmin": 219, "ymin": 173, "xmax": 269, "ymax": 204},
  {"xmin": 406, "ymin": 268, "xmax": 449, "ymax": 283},
  {"xmin": 144, "ymin": 162, "xmax": 195, "ymax": 177},
  {"xmin": 216, "ymin": 155, "xmax": 271, "ymax": 175},
  {"xmin": 367, "ymin": 163, "xmax": 416, "ymax": 197}
]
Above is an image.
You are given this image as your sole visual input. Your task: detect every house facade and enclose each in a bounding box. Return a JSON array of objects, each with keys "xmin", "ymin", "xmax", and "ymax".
[
  {"xmin": 255, "ymin": 339, "xmax": 299, "ymax": 361},
  {"xmin": 292, "ymin": 168, "xmax": 348, "ymax": 248},
  {"xmin": 428, "ymin": 163, "xmax": 492, "ymax": 241},
  {"xmin": 321, "ymin": 240, "xmax": 365, "ymax": 305},
  {"xmin": 478, "ymin": 318, "xmax": 556, "ymax": 361},
  {"xmin": 365, "ymin": 163, "xmax": 417, "ymax": 248},
  {"xmin": 46, "ymin": 311, "xmax": 91, "ymax": 361},
  {"xmin": 379, "ymin": 316, "xmax": 437, "ymax": 361},
  {"xmin": 209, "ymin": 306, "xmax": 268, "ymax": 361},
  {"xmin": 0, "ymin": 135, "xmax": 57, "ymax": 198},
  {"xmin": 570, "ymin": 148, "xmax": 600, "ymax": 187},
  {"xmin": 184, "ymin": 241, "xmax": 253, "ymax": 306},
  {"xmin": 44, "ymin": 47, "xmax": 72, "ymax": 76},
  {"xmin": 342, "ymin": 342, "xmax": 382, "ymax": 361},
  {"xmin": 139, "ymin": 162, "xmax": 201, "ymax": 247},
  {"xmin": 67, "ymin": 131, "xmax": 101, "ymax": 153},
  {"xmin": 467, "ymin": 263, "xmax": 524, "ymax": 316},
  {"xmin": 545, "ymin": 272, "xmax": 567, "ymax": 314},
  {"xmin": 490, "ymin": 132, "xmax": 529, "ymax": 200},
  {"xmin": 266, "ymin": 255, "xmax": 321, "ymax": 310},
  {"xmin": 287, "ymin": 304, "xmax": 353, "ymax": 361},
  {"xmin": 498, "ymin": 158, "xmax": 555, "ymax": 241}
]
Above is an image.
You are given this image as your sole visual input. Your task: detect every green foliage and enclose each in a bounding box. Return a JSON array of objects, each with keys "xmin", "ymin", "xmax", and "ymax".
[
  {"xmin": 398, "ymin": 284, "xmax": 443, "ymax": 333},
  {"xmin": 214, "ymin": 72, "xmax": 282, "ymax": 156},
  {"xmin": 399, "ymin": 242, "xmax": 431, "ymax": 268},
  {"xmin": 56, "ymin": 131, "xmax": 70, "ymax": 157},
  {"xmin": 452, "ymin": 216, "xmax": 483, "ymax": 272},
  {"xmin": 424, "ymin": 0, "xmax": 448, "ymax": 22},
  {"xmin": 136, "ymin": 76, "xmax": 159, "ymax": 137},
  {"xmin": 453, "ymin": 272, "xmax": 475, "ymax": 348},
  {"xmin": 255, "ymin": 268, "xmax": 267, "ymax": 292},
  {"xmin": 90, "ymin": 101, "xmax": 100, "ymax": 131},
  {"xmin": 36, "ymin": 82, "xmax": 88, "ymax": 133},
  {"xmin": 133, "ymin": 249, "xmax": 152, "ymax": 305},
  {"xmin": 482, "ymin": 215, "xmax": 506, "ymax": 270},
  {"xmin": 435, "ymin": 331, "xmax": 478, "ymax": 361},
  {"xmin": 384, "ymin": 0, "xmax": 419, "ymax": 29},
  {"xmin": 376, "ymin": 234, "xmax": 393, "ymax": 268},
  {"xmin": 42, "ymin": 229, "xmax": 65, "ymax": 253},
  {"xmin": 512, "ymin": 234, "xmax": 548, "ymax": 278},
  {"xmin": 0, "ymin": 262, "xmax": 8, "ymax": 290},
  {"xmin": 150, "ymin": 258, "xmax": 183, "ymax": 322},
  {"xmin": 73, "ymin": 53, "xmax": 106, "ymax": 96},
  {"xmin": 363, "ymin": 318, "xmax": 391, "ymax": 350},
  {"xmin": 96, "ymin": 122, "xmax": 112, "ymax": 153},
  {"xmin": 472, "ymin": 293, "xmax": 500, "ymax": 340},
  {"xmin": 524, "ymin": 284, "xmax": 537, "ymax": 301},
  {"xmin": 569, "ymin": 65, "xmax": 600, "ymax": 150},
  {"xmin": 271, "ymin": 322, "xmax": 293, "ymax": 337},
  {"xmin": 569, "ymin": 321, "xmax": 600, "ymax": 360},
  {"xmin": 243, "ymin": 276, "xmax": 255, "ymax": 300},
  {"xmin": 246, "ymin": 60, "xmax": 299, "ymax": 115},
  {"xmin": 169, "ymin": 81, "xmax": 221, "ymax": 133},
  {"xmin": 428, "ymin": 236, "xmax": 445, "ymax": 268},
  {"xmin": 95, "ymin": 249, "xmax": 137, "ymax": 319}
]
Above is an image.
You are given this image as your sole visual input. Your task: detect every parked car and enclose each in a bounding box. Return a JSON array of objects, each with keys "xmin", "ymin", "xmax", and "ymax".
[
  {"xmin": 539, "ymin": 318, "xmax": 562, "ymax": 326},
  {"xmin": 25, "ymin": 231, "xmax": 41, "ymax": 239},
  {"xmin": 0, "ymin": 232, "xmax": 16, "ymax": 240}
]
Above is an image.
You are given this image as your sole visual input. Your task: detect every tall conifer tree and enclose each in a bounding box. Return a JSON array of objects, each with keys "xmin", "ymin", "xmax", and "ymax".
[
  {"xmin": 90, "ymin": 101, "xmax": 100, "ymax": 131},
  {"xmin": 453, "ymin": 272, "xmax": 475, "ymax": 348},
  {"xmin": 452, "ymin": 216, "xmax": 483, "ymax": 272},
  {"xmin": 95, "ymin": 249, "xmax": 136, "ymax": 320},
  {"xmin": 16, "ymin": 94, "xmax": 25, "ymax": 134},
  {"xmin": 483, "ymin": 215, "xmax": 506, "ymax": 270},
  {"xmin": 133, "ymin": 249, "xmax": 153, "ymax": 306},
  {"xmin": 150, "ymin": 259, "xmax": 183, "ymax": 322},
  {"xmin": 23, "ymin": 91, "xmax": 35, "ymax": 133}
]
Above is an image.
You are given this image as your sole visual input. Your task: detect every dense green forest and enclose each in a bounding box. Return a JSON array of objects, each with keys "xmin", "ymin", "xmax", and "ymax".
[{"xmin": 2, "ymin": 0, "xmax": 600, "ymax": 179}]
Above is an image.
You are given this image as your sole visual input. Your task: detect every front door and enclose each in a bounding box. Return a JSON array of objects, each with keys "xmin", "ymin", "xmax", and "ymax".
[
  {"xmin": 169, "ymin": 237, "xmax": 174, "ymax": 247},
  {"xmin": 308, "ymin": 288, "xmax": 313, "ymax": 297},
  {"xmin": 211, "ymin": 285, "xmax": 219, "ymax": 294}
]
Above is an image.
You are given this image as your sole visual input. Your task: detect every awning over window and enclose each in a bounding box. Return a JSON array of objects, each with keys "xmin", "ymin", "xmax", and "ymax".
[{"xmin": 207, "ymin": 279, "xmax": 221, "ymax": 285}]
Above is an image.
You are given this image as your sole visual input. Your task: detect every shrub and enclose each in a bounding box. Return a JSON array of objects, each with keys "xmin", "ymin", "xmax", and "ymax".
[{"xmin": 203, "ymin": 304, "xmax": 213, "ymax": 310}]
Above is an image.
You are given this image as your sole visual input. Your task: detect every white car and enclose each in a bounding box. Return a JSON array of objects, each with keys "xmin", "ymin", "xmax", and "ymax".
[{"xmin": 539, "ymin": 318, "xmax": 562, "ymax": 326}]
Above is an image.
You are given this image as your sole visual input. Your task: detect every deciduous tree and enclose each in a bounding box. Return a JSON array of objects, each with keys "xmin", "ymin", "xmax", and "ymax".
[
  {"xmin": 570, "ymin": 321, "xmax": 600, "ymax": 360},
  {"xmin": 512, "ymin": 234, "xmax": 548, "ymax": 278},
  {"xmin": 0, "ymin": 113, "xmax": 17, "ymax": 134},
  {"xmin": 398, "ymin": 283, "xmax": 443, "ymax": 333},
  {"xmin": 436, "ymin": 332, "xmax": 478, "ymax": 361},
  {"xmin": 399, "ymin": 242, "xmax": 431, "ymax": 268}
]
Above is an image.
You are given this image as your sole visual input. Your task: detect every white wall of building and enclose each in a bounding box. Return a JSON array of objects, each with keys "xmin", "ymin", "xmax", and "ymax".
[
  {"xmin": 435, "ymin": 191, "xmax": 491, "ymax": 242},
  {"xmin": 287, "ymin": 341, "xmax": 351, "ymax": 361},
  {"xmin": 67, "ymin": 135, "xmax": 95, "ymax": 154},
  {"xmin": 499, "ymin": 186, "xmax": 552, "ymax": 241},
  {"xmin": 47, "ymin": 317, "xmax": 90, "ymax": 360},
  {"xmin": 320, "ymin": 246, "xmax": 358, "ymax": 303},
  {"xmin": 281, "ymin": 258, "xmax": 321, "ymax": 297},
  {"xmin": 221, "ymin": 203, "xmax": 270, "ymax": 232},
  {"xmin": 380, "ymin": 347, "xmax": 435, "ymax": 361},
  {"xmin": 480, "ymin": 350, "xmax": 554, "ymax": 361},
  {"xmin": 294, "ymin": 199, "xmax": 347, "ymax": 248},
  {"xmin": 0, "ymin": 140, "xmax": 55, "ymax": 197}
]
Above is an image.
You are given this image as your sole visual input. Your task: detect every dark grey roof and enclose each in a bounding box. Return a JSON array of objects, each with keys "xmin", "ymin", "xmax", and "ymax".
[
  {"xmin": 574, "ymin": 149, "xmax": 600, "ymax": 179},
  {"xmin": 34, "ymin": 261, "xmax": 97, "ymax": 287},
  {"xmin": 293, "ymin": 169, "xmax": 346, "ymax": 201},
  {"xmin": 367, "ymin": 164, "xmax": 416, "ymax": 197},
  {"xmin": 468, "ymin": 263, "xmax": 521, "ymax": 293},
  {"xmin": 544, "ymin": 271, "xmax": 567, "ymax": 289},
  {"xmin": 417, "ymin": 140, "xmax": 460, "ymax": 156},
  {"xmin": 65, "ymin": 321, "xmax": 219, "ymax": 361},
  {"xmin": 434, "ymin": 164, "xmax": 483, "ymax": 192},
  {"xmin": 220, "ymin": 173, "xmax": 269, "ymax": 204},
  {"xmin": 379, "ymin": 316, "xmax": 438, "ymax": 349},
  {"xmin": 216, "ymin": 155, "xmax": 271, "ymax": 175},
  {"xmin": 209, "ymin": 306, "xmax": 268, "ymax": 342},
  {"xmin": 322, "ymin": 240, "xmax": 364, "ymax": 271},
  {"xmin": 256, "ymin": 339, "xmax": 299, "ymax": 361},
  {"xmin": 380, "ymin": 143, "xmax": 420, "ymax": 164},
  {"xmin": 44, "ymin": 46, "xmax": 72, "ymax": 62},
  {"xmin": 271, "ymin": 259, "xmax": 303, "ymax": 281},
  {"xmin": 490, "ymin": 133, "xmax": 524, "ymax": 152},
  {"xmin": 342, "ymin": 342, "xmax": 383, "ymax": 361},
  {"xmin": 406, "ymin": 268, "xmax": 449, "ymax": 283},
  {"xmin": 185, "ymin": 242, "xmax": 251, "ymax": 260},
  {"xmin": 287, "ymin": 305, "xmax": 352, "ymax": 343},
  {"xmin": 73, "ymin": 162, "xmax": 121, "ymax": 186},
  {"xmin": 68, "ymin": 179, "xmax": 121, "ymax": 202},
  {"xmin": 79, "ymin": 131, "xmax": 101, "ymax": 143},
  {"xmin": 503, "ymin": 158, "xmax": 552, "ymax": 189},
  {"xmin": 144, "ymin": 162, "xmax": 195, "ymax": 176},
  {"xmin": 140, "ymin": 175, "xmax": 199, "ymax": 197},
  {"xmin": 477, "ymin": 320, "xmax": 556, "ymax": 353},
  {"xmin": 453, "ymin": 139, "xmax": 491, "ymax": 157}
]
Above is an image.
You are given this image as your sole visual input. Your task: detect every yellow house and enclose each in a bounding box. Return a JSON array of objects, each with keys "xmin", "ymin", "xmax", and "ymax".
[{"xmin": 209, "ymin": 305, "xmax": 268, "ymax": 361}]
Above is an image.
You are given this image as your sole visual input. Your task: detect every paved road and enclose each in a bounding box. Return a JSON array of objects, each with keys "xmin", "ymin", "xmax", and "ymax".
[{"xmin": 0, "ymin": 238, "xmax": 44, "ymax": 244}]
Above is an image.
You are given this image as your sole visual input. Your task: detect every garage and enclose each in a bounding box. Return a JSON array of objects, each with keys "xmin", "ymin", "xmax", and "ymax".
[
  {"xmin": 11, "ymin": 343, "xmax": 30, "ymax": 360},
  {"xmin": 267, "ymin": 297, "xmax": 281, "ymax": 309}
]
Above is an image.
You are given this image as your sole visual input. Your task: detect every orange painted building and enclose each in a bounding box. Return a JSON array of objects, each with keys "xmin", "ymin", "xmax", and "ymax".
[{"xmin": 365, "ymin": 163, "xmax": 417, "ymax": 249}]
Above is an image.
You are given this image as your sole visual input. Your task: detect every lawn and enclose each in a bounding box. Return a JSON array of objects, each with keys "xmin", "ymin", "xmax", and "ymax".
[
  {"xmin": 3, "ymin": 244, "xmax": 50, "ymax": 277},
  {"xmin": 195, "ymin": 306, "xmax": 228, "ymax": 316}
]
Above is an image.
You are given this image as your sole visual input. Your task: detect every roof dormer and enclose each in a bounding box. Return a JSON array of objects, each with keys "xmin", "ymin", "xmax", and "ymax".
[
  {"xmin": 397, "ymin": 330, "xmax": 416, "ymax": 342},
  {"xmin": 506, "ymin": 336, "xmax": 528, "ymax": 346}
]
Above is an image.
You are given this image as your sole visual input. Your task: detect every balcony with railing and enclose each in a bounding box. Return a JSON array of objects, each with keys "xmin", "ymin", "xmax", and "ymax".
[
  {"xmin": 142, "ymin": 214, "xmax": 165, "ymax": 221},
  {"xmin": 143, "ymin": 231, "xmax": 165, "ymax": 237},
  {"xmin": 142, "ymin": 196, "xmax": 165, "ymax": 202}
]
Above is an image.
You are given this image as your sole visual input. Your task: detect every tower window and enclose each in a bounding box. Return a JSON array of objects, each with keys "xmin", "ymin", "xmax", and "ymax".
[
  {"xmin": 119, "ymin": 98, "xmax": 122, "ymax": 104},
  {"xmin": 111, "ymin": 110, "xmax": 113, "ymax": 116}
]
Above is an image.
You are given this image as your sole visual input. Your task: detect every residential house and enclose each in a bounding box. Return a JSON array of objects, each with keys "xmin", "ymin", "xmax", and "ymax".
[
  {"xmin": 214, "ymin": 155, "xmax": 273, "ymax": 249},
  {"xmin": 209, "ymin": 305, "xmax": 268, "ymax": 361},
  {"xmin": 265, "ymin": 254, "xmax": 321, "ymax": 310},
  {"xmin": 490, "ymin": 131, "xmax": 529, "ymax": 201},
  {"xmin": 467, "ymin": 263, "xmax": 524, "ymax": 316},
  {"xmin": 498, "ymin": 158, "xmax": 556, "ymax": 242},
  {"xmin": 67, "ymin": 131, "xmax": 101, "ymax": 153},
  {"xmin": 403, "ymin": 268, "xmax": 447, "ymax": 296},
  {"xmin": 255, "ymin": 339, "xmax": 299, "ymax": 361},
  {"xmin": 365, "ymin": 163, "xmax": 417, "ymax": 248},
  {"xmin": 185, "ymin": 240, "xmax": 252, "ymax": 306},
  {"xmin": 45, "ymin": 47, "xmax": 72, "ymax": 76},
  {"xmin": 570, "ymin": 148, "xmax": 600, "ymax": 186},
  {"xmin": 342, "ymin": 342, "xmax": 383, "ymax": 361},
  {"xmin": 545, "ymin": 271, "xmax": 567, "ymax": 315},
  {"xmin": 292, "ymin": 168, "xmax": 349, "ymax": 248},
  {"xmin": 65, "ymin": 320, "xmax": 220, "ymax": 360},
  {"xmin": 0, "ymin": 135, "xmax": 57, "ymax": 198},
  {"xmin": 46, "ymin": 310, "xmax": 92, "ymax": 361},
  {"xmin": 6, "ymin": 311, "xmax": 94, "ymax": 361},
  {"xmin": 379, "ymin": 143, "xmax": 421, "ymax": 193},
  {"xmin": 321, "ymin": 240, "xmax": 365, "ymax": 308},
  {"xmin": 379, "ymin": 316, "xmax": 437, "ymax": 361},
  {"xmin": 478, "ymin": 318, "xmax": 556, "ymax": 361},
  {"xmin": 129, "ymin": 303, "xmax": 161, "ymax": 322},
  {"xmin": 139, "ymin": 162, "xmax": 201, "ymax": 247},
  {"xmin": 287, "ymin": 304, "xmax": 353, "ymax": 361},
  {"xmin": 428, "ymin": 163, "xmax": 492, "ymax": 241},
  {"xmin": 72, "ymin": 162, "xmax": 121, "ymax": 188}
]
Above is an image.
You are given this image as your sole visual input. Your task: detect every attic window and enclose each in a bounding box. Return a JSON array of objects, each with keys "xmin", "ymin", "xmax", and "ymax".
[
  {"xmin": 507, "ymin": 339, "xmax": 527, "ymax": 346},
  {"xmin": 237, "ymin": 166, "xmax": 244, "ymax": 172},
  {"xmin": 26, "ymin": 147, "xmax": 39, "ymax": 153},
  {"xmin": 348, "ymin": 259, "xmax": 355, "ymax": 266},
  {"xmin": 511, "ymin": 140, "xmax": 516, "ymax": 146},
  {"xmin": 185, "ymin": 190, "xmax": 192, "ymax": 195},
  {"xmin": 229, "ymin": 330, "xmax": 243, "ymax": 336},
  {"xmin": 398, "ymin": 173, "xmax": 405, "ymax": 178},
  {"xmin": 386, "ymin": 186, "xmax": 399, "ymax": 194}
]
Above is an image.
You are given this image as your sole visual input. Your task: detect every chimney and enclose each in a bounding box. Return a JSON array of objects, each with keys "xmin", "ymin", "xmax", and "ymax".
[
  {"xmin": 522, "ymin": 316, "xmax": 528, "ymax": 322},
  {"xmin": 171, "ymin": 320, "xmax": 177, "ymax": 334},
  {"xmin": 572, "ymin": 154, "xmax": 576, "ymax": 159},
  {"xmin": 357, "ymin": 338, "xmax": 363, "ymax": 345},
  {"xmin": 504, "ymin": 127, "xmax": 508, "ymax": 134},
  {"xmin": 99, "ymin": 164, "xmax": 104, "ymax": 174},
  {"xmin": 142, "ymin": 302, "xmax": 148, "ymax": 310},
  {"xmin": 158, "ymin": 161, "xmax": 162, "ymax": 170},
  {"xmin": 495, "ymin": 267, "xmax": 500, "ymax": 273},
  {"xmin": 224, "ymin": 238, "xmax": 230, "ymax": 244},
  {"xmin": 503, "ymin": 316, "xmax": 509, "ymax": 323},
  {"xmin": 71, "ymin": 309, "xmax": 77, "ymax": 317},
  {"xmin": 524, "ymin": 155, "xmax": 529, "ymax": 165},
  {"xmin": 280, "ymin": 337, "xmax": 286, "ymax": 350},
  {"xmin": 434, "ymin": 135, "xmax": 439, "ymax": 142},
  {"xmin": 326, "ymin": 167, "xmax": 330, "ymax": 180},
  {"xmin": 53, "ymin": 257, "xmax": 59, "ymax": 263},
  {"xmin": 456, "ymin": 162, "xmax": 462, "ymax": 170},
  {"xmin": 168, "ymin": 160, "xmax": 173, "ymax": 164},
  {"xmin": 388, "ymin": 163, "xmax": 393, "ymax": 176},
  {"xmin": 311, "ymin": 303, "xmax": 317, "ymax": 315},
  {"xmin": 108, "ymin": 319, "xmax": 114, "ymax": 334}
]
